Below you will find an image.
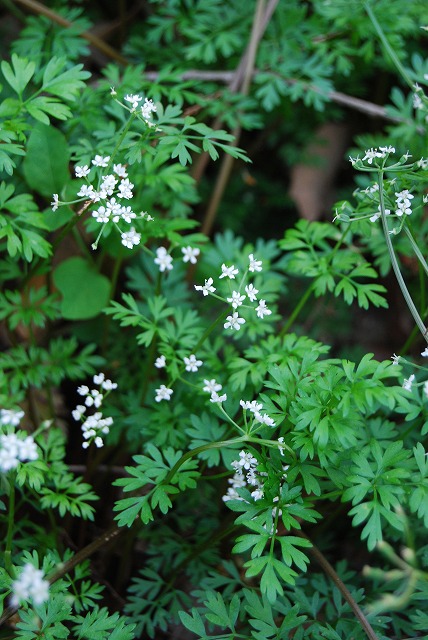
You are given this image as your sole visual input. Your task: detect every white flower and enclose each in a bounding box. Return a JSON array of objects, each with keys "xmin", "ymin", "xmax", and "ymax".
[
  {"xmin": 395, "ymin": 190, "xmax": 414, "ymax": 217},
  {"xmin": 391, "ymin": 354, "xmax": 401, "ymax": 365},
  {"xmin": 93, "ymin": 206, "xmax": 110, "ymax": 224},
  {"xmin": 118, "ymin": 178, "xmax": 134, "ymax": 200},
  {"xmin": 121, "ymin": 228, "xmax": 141, "ymax": 249},
  {"xmin": 155, "ymin": 355, "xmax": 166, "ymax": 368},
  {"xmin": 421, "ymin": 348, "xmax": 428, "ymax": 357},
  {"xmin": 184, "ymin": 354, "xmax": 203, "ymax": 372},
  {"xmin": 251, "ymin": 487, "xmax": 264, "ymax": 501},
  {"xmin": 224, "ymin": 312, "xmax": 245, "ymax": 330},
  {"xmin": 124, "ymin": 94, "xmax": 142, "ymax": 110},
  {"xmin": 203, "ymin": 379, "xmax": 222, "ymax": 393},
  {"xmin": 362, "ymin": 148, "xmax": 383, "ymax": 164},
  {"xmin": 93, "ymin": 373, "xmax": 105, "ymax": 385},
  {"xmin": 141, "ymin": 97, "xmax": 157, "ymax": 120},
  {"xmin": 370, "ymin": 206, "xmax": 390, "ymax": 223},
  {"xmin": 92, "ymin": 155, "xmax": 110, "ymax": 167},
  {"xmin": 237, "ymin": 450, "xmax": 258, "ymax": 470},
  {"xmin": 240, "ymin": 400, "xmax": 263, "ymax": 413},
  {"xmin": 210, "ymin": 391, "xmax": 227, "ymax": 403},
  {"xmin": 0, "ymin": 409, "xmax": 24, "ymax": 426},
  {"xmin": 248, "ymin": 253, "xmax": 262, "ymax": 272},
  {"xmin": 11, "ymin": 563, "xmax": 49, "ymax": 607},
  {"xmin": 378, "ymin": 145, "xmax": 395, "ymax": 154},
  {"xmin": 403, "ymin": 374, "xmax": 415, "ymax": 391},
  {"xmin": 254, "ymin": 411, "xmax": 276, "ymax": 427},
  {"xmin": 227, "ymin": 291, "xmax": 246, "ymax": 309},
  {"xmin": 75, "ymin": 165, "xmax": 90, "ymax": 178},
  {"xmin": 113, "ymin": 163, "xmax": 128, "ymax": 178},
  {"xmin": 101, "ymin": 379, "xmax": 117, "ymax": 391},
  {"xmin": 155, "ymin": 385, "xmax": 173, "ymax": 402},
  {"xmin": 255, "ymin": 300, "xmax": 272, "ymax": 319},
  {"xmin": 154, "ymin": 246, "xmax": 173, "ymax": 272},
  {"xmin": 72, "ymin": 405, "xmax": 86, "ymax": 420},
  {"xmin": 219, "ymin": 264, "xmax": 239, "ymax": 279},
  {"xmin": 195, "ymin": 278, "xmax": 216, "ymax": 296},
  {"xmin": 245, "ymin": 283, "xmax": 259, "ymax": 302},
  {"xmin": 77, "ymin": 184, "xmax": 95, "ymax": 199},
  {"xmin": 278, "ymin": 437, "xmax": 285, "ymax": 456},
  {"xmin": 77, "ymin": 385, "xmax": 89, "ymax": 396},
  {"xmin": 99, "ymin": 174, "xmax": 117, "ymax": 196},
  {"xmin": 181, "ymin": 246, "xmax": 200, "ymax": 264},
  {"xmin": 51, "ymin": 194, "xmax": 59, "ymax": 211},
  {"xmin": 0, "ymin": 433, "xmax": 39, "ymax": 473}
]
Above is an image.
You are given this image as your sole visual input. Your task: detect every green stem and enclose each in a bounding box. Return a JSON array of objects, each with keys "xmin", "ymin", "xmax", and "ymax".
[
  {"xmin": 194, "ymin": 308, "xmax": 230, "ymax": 352},
  {"xmin": 403, "ymin": 225, "xmax": 428, "ymax": 279},
  {"xmin": 5, "ymin": 474, "xmax": 16, "ymax": 574},
  {"xmin": 364, "ymin": 2, "xmax": 414, "ymax": 90},
  {"xmin": 377, "ymin": 172, "xmax": 428, "ymax": 342},
  {"xmin": 279, "ymin": 283, "xmax": 314, "ymax": 336}
]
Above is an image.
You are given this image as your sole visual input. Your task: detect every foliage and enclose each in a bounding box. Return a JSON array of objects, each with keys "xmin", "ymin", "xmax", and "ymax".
[{"xmin": 1, "ymin": 1, "xmax": 428, "ymax": 639}]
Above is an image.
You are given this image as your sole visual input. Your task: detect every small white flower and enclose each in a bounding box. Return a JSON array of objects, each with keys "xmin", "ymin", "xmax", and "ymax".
[
  {"xmin": 121, "ymin": 228, "xmax": 141, "ymax": 249},
  {"xmin": 195, "ymin": 278, "xmax": 216, "ymax": 296},
  {"xmin": 77, "ymin": 184, "xmax": 95, "ymax": 199},
  {"xmin": 11, "ymin": 563, "xmax": 49, "ymax": 607},
  {"xmin": 362, "ymin": 148, "xmax": 383, "ymax": 164},
  {"xmin": 51, "ymin": 194, "xmax": 59, "ymax": 211},
  {"xmin": 93, "ymin": 373, "xmax": 105, "ymax": 385},
  {"xmin": 101, "ymin": 379, "xmax": 117, "ymax": 391},
  {"xmin": 240, "ymin": 400, "xmax": 263, "ymax": 413},
  {"xmin": 391, "ymin": 354, "xmax": 401, "ymax": 365},
  {"xmin": 421, "ymin": 348, "xmax": 428, "ymax": 357},
  {"xmin": 154, "ymin": 246, "xmax": 173, "ymax": 272},
  {"xmin": 203, "ymin": 379, "xmax": 222, "ymax": 393},
  {"xmin": 238, "ymin": 450, "xmax": 258, "ymax": 470},
  {"xmin": 403, "ymin": 374, "xmax": 415, "ymax": 391},
  {"xmin": 251, "ymin": 487, "xmax": 264, "ymax": 501},
  {"xmin": 248, "ymin": 253, "xmax": 262, "ymax": 272},
  {"xmin": 0, "ymin": 409, "xmax": 24, "ymax": 427},
  {"xmin": 72, "ymin": 405, "xmax": 86, "ymax": 420},
  {"xmin": 255, "ymin": 300, "xmax": 272, "ymax": 319},
  {"xmin": 155, "ymin": 385, "xmax": 173, "ymax": 402},
  {"xmin": 227, "ymin": 291, "xmax": 246, "ymax": 309},
  {"xmin": 118, "ymin": 178, "xmax": 134, "ymax": 200},
  {"xmin": 370, "ymin": 206, "xmax": 390, "ymax": 223},
  {"xmin": 113, "ymin": 163, "xmax": 128, "ymax": 178},
  {"xmin": 141, "ymin": 97, "xmax": 157, "ymax": 120},
  {"xmin": 210, "ymin": 391, "xmax": 227, "ymax": 403},
  {"xmin": 219, "ymin": 264, "xmax": 239, "ymax": 279},
  {"xmin": 155, "ymin": 355, "xmax": 166, "ymax": 368},
  {"xmin": 124, "ymin": 94, "xmax": 142, "ymax": 110},
  {"xmin": 92, "ymin": 155, "xmax": 110, "ymax": 167},
  {"xmin": 395, "ymin": 190, "xmax": 414, "ymax": 217},
  {"xmin": 183, "ymin": 354, "xmax": 203, "ymax": 372},
  {"xmin": 254, "ymin": 411, "xmax": 276, "ymax": 427},
  {"xmin": 224, "ymin": 312, "xmax": 245, "ymax": 331},
  {"xmin": 77, "ymin": 385, "xmax": 89, "ymax": 396},
  {"xmin": 245, "ymin": 283, "xmax": 259, "ymax": 302},
  {"xmin": 278, "ymin": 437, "xmax": 285, "ymax": 456},
  {"xmin": 18, "ymin": 436, "xmax": 38, "ymax": 461},
  {"xmin": 75, "ymin": 165, "xmax": 90, "ymax": 178},
  {"xmin": 181, "ymin": 246, "xmax": 200, "ymax": 264}
]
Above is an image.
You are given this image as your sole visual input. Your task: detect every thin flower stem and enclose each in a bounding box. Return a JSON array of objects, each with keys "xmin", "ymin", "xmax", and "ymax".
[
  {"xmin": 377, "ymin": 172, "xmax": 428, "ymax": 342},
  {"xmin": 279, "ymin": 283, "xmax": 314, "ymax": 336},
  {"xmin": 364, "ymin": 2, "xmax": 414, "ymax": 91},
  {"xmin": 298, "ymin": 531, "xmax": 379, "ymax": 640},
  {"xmin": 194, "ymin": 308, "xmax": 229, "ymax": 352},
  {"xmin": 4, "ymin": 474, "xmax": 16, "ymax": 574},
  {"xmin": 403, "ymin": 225, "xmax": 428, "ymax": 279}
]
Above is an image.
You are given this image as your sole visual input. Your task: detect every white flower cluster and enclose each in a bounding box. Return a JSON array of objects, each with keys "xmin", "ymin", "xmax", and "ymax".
[
  {"xmin": 11, "ymin": 563, "xmax": 49, "ymax": 607},
  {"xmin": 0, "ymin": 431, "xmax": 38, "ymax": 473},
  {"xmin": 52, "ymin": 160, "xmax": 154, "ymax": 250},
  {"xmin": 240, "ymin": 399, "xmax": 276, "ymax": 427},
  {"xmin": 194, "ymin": 254, "xmax": 272, "ymax": 331},
  {"xmin": 395, "ymin": 189, "xmax": 414, "ymax": 217},
  {"xmin": 0, "ymin": 409, "xmax": 39, "ymax": 473},
  {"xmin": 223, "ymin": 450, "xmax": 266, "ymax": 502},
  {"xmin": 361, "ymin": 146, "xmax": 396, "ymax": 165},
  {"xmin": 72, "ymin": 373, "xmax": 117, "ymax": 448},
  {"xmin": 124, "ymin": 94, "xmax": 157, "ymax": 124},
  {"xmin": 153, "ymin": 245, "xmax": 200, "ymax": 273}
]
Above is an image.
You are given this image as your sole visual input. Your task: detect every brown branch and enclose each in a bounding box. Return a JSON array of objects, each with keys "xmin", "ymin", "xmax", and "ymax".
[
  {"xmin": 14, "ymin": 0, "xmax": 129, "ymax": 65},
  {"xmin": 298, "ymin": 532, "xmax": 379, "ymax": 640}
]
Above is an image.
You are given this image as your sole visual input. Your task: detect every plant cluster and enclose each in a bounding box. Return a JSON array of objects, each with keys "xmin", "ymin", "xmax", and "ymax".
[{"xmin": 0, "ymin": 1, "xmax": 428, "ymax": 639}]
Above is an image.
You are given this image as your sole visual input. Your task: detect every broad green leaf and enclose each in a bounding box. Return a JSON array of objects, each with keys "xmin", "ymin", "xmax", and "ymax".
[
  {"xmin": 53, "ymin": 257, "xmax": 111, "ymax": 320},
  {"xmin": 23, "ymin": 122, "xmax": 70, "ymax": 197}
]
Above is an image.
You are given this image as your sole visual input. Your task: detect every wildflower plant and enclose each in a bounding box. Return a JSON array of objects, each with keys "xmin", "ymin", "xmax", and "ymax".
[{"xmin": 1, "ymin": 2, "xmax": 428, "ymax": 640}]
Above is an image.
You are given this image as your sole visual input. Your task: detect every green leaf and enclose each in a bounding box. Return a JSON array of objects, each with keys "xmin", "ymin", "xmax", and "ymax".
[
  {"xmin": 53, "ymin": 257, "xmax": 111, "ymax": 320},
  {"xmin": 1, "ymin": 53, "xmax": 35, "ymax": 96},
  {"xmin": 23, "ymin": 122, "xmax": 70, "ymax": 197}
]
